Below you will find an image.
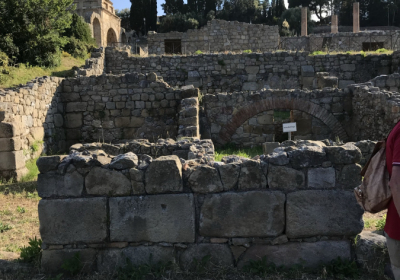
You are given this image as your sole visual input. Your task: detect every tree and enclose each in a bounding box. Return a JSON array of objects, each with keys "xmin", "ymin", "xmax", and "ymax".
[
  {"xmin": 116, "ymin": 8, "xmax": 131, "ymax": 31},
  {"xmin": 0, "ymin": 0, "xmax": 75, "ymax": 67},
  {"xmin": 288, "ymin": 0, "xmax": 329, "ymax": 21},
  {"xmin": 162, "ymin": 0, "xmax": 184, "ymax": 14},
  {"xmin": 131, "ymin": 0, "xmax": 157, "ymax": 34},
  {"xmin": 158, "ymin": 13, "xmax": 199, "ymax": 32},
  {"xmin": 279, "ymin": 7, "xmax": 313, "ymax": 35}
]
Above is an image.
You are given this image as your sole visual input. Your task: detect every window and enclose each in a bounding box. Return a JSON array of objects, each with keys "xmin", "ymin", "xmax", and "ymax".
[
  {"xmin": 164, "ymin": 39, "xmax": 182, "ymax": 54},
  {"xmin": 362, "ymin": 42, "xmax": 384, "ymax": 51}
]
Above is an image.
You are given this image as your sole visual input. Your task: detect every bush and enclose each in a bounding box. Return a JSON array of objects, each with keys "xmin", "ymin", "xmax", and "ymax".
[
  {"xmin": 0, "ymin": 51, "xmax": 10, "ymax": 83},
  {"xmin": 243, "ymin": 50, "xmax": 252, "ymax": 54},
  {"xmin": 158, "ymin": 13, "xmax": 199, "ymax": 33},
  {"xmin": 19, "ymin": 236, "xmax": 42, "ymax": 263},
  {"xmin": 63, "ymin": 37, "xmax": 95, "ymax": 59},
  {"xmin": 194, "ymin": 50, "xmax": 203, "ymax": 55}
]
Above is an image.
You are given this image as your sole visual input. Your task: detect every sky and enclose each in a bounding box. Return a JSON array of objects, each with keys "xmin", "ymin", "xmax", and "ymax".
[{"xmin": 113, "ymin": 0, "xmax": 166, "ymax": 16}]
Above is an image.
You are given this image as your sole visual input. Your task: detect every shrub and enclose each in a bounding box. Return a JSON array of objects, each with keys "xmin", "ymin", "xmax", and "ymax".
[
  {"xmin": 376, "ymin": 48, "xmax": 389, "ymax": 53},
  {"xmin": 0, "ymin": 51, "xmax": 10, "ymax": 83},
  {"xmin": 194, "ymin": 50, "xmax": 203, "ymax": 55},
  {"xmin": 243, "ymin": 49, "xmax": 252, "ymax": 54},
  {"xmin": 19, "ymin": 236, "xmax": 42, "ymax": 263}
]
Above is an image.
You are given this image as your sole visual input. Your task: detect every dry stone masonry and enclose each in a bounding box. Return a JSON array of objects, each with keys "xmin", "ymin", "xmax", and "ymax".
[
  {"xmin": 105, "ymin": 48, "xmax": 391, "ymax": 93},
  {"xmin": 147, "ymin": 20, "xmax": 279, "ymax": 55},
  {"xmin": 37, "ymin": 140, "xmax": 364, "ymax": 273}
]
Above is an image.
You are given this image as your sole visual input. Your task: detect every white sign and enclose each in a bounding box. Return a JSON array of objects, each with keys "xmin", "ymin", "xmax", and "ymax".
[{"xmin": 283, "ymin": 122, "xmax": 297, "ymax": 133}]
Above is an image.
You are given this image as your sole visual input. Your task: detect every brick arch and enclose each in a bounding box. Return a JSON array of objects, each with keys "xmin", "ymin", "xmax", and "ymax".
[{"xmin": 219, "ymin": 97, "xmax": 349, "ymax": 144}]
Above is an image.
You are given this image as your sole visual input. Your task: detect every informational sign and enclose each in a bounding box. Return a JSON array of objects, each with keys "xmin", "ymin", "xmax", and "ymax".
[{"xmin": 283, "ymin": 122, "xmax": 297, "ymax": 133}]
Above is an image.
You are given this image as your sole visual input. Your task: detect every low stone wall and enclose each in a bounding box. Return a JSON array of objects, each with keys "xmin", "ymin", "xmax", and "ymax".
[
  {"xmin": 37, "ymin": 140, "xmax": 364, "ymax": 273},
  {"xmin": 60, "ymin": 72, "xmax": 200, "ymax": 147},
  {"xmin": 76, "ymin": 48, "xmax": 105, "ymax": 77},
  {"xmin": 105, "ymin": 48, "xmax": 391, "ymax": 92},
  {"xmin": 0, "ymin": 77, "xmax": 64, "ymax": 179},
  {"xmin": 281, "ymin": 31, "xmax": 400, "ymax": 52},
  {"xmin": 147, "ymin": 19, "xmax": 279, "ymax": 55}
]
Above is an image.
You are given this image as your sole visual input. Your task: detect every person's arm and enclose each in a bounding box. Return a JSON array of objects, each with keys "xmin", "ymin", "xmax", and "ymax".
[{"xmin": 390, "ymin": 166, "xmax": 400, "ymax": 217}]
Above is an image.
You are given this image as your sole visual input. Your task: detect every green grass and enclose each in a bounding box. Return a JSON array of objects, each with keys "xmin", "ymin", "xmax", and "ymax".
[
  {"xmin": 243, "ymin": 49, "xmax": 252, "ymax": 54},
  {"xmin": 19, "ymin": 158, "xmax": 40, "ymax": 183},
  {"xmin": 310, "ymin": 49, "xmax": 393, "ymax": 56},
  {"xmin": 0, "ymin": 53, "xmax": 86, "ymax": 89},
  {"xmin": 215, "ymin": 144, "xmax": 263, "ymax": 162}
]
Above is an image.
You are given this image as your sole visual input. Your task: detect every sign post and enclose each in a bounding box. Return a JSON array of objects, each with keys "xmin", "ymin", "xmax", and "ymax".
[{"xmin": 283, "ymin": 122, "xmax": 297, "ymax": 140}]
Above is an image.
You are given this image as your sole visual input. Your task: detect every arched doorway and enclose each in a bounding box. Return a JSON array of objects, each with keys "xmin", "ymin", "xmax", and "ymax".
[
  {"xmin": 92, "ymin": 18, "xmax": 102, "ymax": 47},
  {"xmin": 121, "ymin": 32, "xmax": 127, "ymax": 43},
  {"xmin": 107, "ymin": 28, "xmax": 118, "ymax": 46}
]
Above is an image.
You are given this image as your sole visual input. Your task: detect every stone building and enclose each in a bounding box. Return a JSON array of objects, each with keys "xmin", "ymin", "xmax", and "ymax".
[{"xmin": 74, "ymin": 0, "xmax": 122, "ymax": 47}]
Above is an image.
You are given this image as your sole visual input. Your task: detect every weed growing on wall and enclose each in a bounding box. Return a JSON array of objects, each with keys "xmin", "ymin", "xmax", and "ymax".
[
  {"xmin": 20, "ymin": 158, "xmax": 40, "ymax": 183},
  {"xmin": 194, "ymin": 50, "xmax": 204, "ymax": 55},
  {"xmin": 243, "ymin": 50, "xmax": 252, "ymax": 54}
]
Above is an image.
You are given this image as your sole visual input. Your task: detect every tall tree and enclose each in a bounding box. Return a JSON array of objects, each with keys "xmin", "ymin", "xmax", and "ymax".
[
  {"xmin": 116, "ymin": 8, "xmax": 131, "ymax": 31},
  {"xmin": 288, "ymin": 0, "xmax": 329, "ymax": 20},
  {"xmin": 130, "ymin": 0, "xmax": 157, "ymax": 33}
]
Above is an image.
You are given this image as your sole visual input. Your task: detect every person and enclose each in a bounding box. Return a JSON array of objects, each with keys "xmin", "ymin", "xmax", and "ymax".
[{"xmin": 385, "ymin": 121, "xmax": 400, "ymax": 280}]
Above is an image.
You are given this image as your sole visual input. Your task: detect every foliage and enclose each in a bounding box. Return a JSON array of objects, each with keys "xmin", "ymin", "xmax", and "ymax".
[
  {"xmin": 0, "ymin": 222, "xmax": 13, "ymax": 232},
  {"xmin": 159, "ymin": 13, "xmax": 199, "ymax": 33},
  {"xmin": 215, "ymin": 143, "xmax": 263, "ymax": 161},
  {"xmin": 63, "ymin": 37, "xmax": 95, "ymax": 59},
  {"xmin": 288, "ymin": 0, "xmax": 333, "ymax": 21},
  {"xmin": 61, "ymin": 252, "xmax": 82, "ymax": 276},
  {"xmin": 375, "ymin": 214, "xmax": 387, "ymax": 231},
  {"xmin": 323, "ymin": 257, "xmax": 360, "ymax": 279},
  {"xmin": 279, "ymin": 7, "xmax": 313, "ymax": 36},
  {"xmin": 116, "ymin": 8, "xmax": 132, "ymax": 31},
  {"xmin": 117, "ymin": 257, "xmax": 173, "ymax": 280},
  {"xmin": 19, "ymin": 236, "xmax": 42, "ymax": 263},
  {"xmin": 130, "ymin": 0, "xmax": 157, "ymax": 34},
  {"xmin": 0, "ymin": 0, "xmax": 75, "ymax": 67},
  {"xmin": 195, "ymin": 50, "xmax": 204, "ymax": 55},
  {"xmin": 20, "ymin": 158, "xmax": 40, "ymax": 183},
  {"xmin": 16, "ymin": 206, "xmax": 26, "ymax": 214},
  {"xmin": 243, "ymin": 49, "xmax": 252, "ymax": 54},
  {"xmin": 376, "ymin": 48, "xmax": 389, "ymax": 53},
  {"xmin": 0, "ymin": 51, "xmax": 10, "ymax": 84}
]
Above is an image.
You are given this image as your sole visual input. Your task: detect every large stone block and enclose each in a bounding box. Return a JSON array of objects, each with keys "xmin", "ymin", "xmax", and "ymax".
[
  {"xmin": 180, "ymin": 244, "xmax": 234, "ymax": 270},
  {"xmin": 355, "ymin": 231, "xmax": 389, "ymax": 270},
  {"xmin": 200, "ymin": 191, "xmax": 285, "ymax": 238},
  {"xmin": 37, "ymin": 171, "xmax": 84, "ymax": 198},
  {"xmin": 30, "ymin": 127, "xmax": 44, "ymax": 140},
  {"xmin": 110, "ymin": 194, "xmax": 195, "ymax": 243},
  {"xmin": 324, "ymin": 143, "xmax": 362, "ymax": 164},
  {"xmin": 36, "ymin": 156, "xmax": 63, "ymax": 174},
  {"xmin": 288, "ymin": 146, "xmax": 327, "ymax": 168},
  {"xmin": 145, "ymin": 155, "xmax": 182, "ymax": 194},
  {"xmin": 238, "ymin": 241, "xmax": 351, "ymax": 268},
  {"xmin": 85, "ymin": 167, "xmax": 132, "ymax": 196},
  {"xmin": 238, "ymin": 160, "xmax": 267, "ymax": 190},
  {"xmin": 0, "ymin": 123, "xmax": 20, "ymax": 138},
  {"xmin": 65, "ymin": 113, "xmax": 83, "ymax": 129},
  {"xmin": 41, "ymin": 249, "xmax": 97, "ymax": 274},
  {"xmin": 217, "ymin": 163, "xmax": 240, "ymax": 191},
  {"xmin": 307, "ymin": 167, "xmax": 335, "ymax": 188},
  {"xmin": 339, "ymin": 164, "xmax": 362, "ymax": 189},
  {"xmin": 0, "ymin": 137, "xmax": 22, "ymax": 152},
  {"xmin": 188, "ymin": 165, "xmax": 223, "ymax": 193},
  {"xmin": 97, "ymin": 246, "xmax": 175, "ymax": 273},
  {"xmin": 39, "ymin": 198, "xmax": 107, "ymax": 244},
  {"xmin": 268, "ymin": 165, "xmax": 305, "ymax": 190},
  {"xmin": 0, "ymin": 151, "xmax": 25, "ymax": 170},
  {"xmin": 286, "ymin": 190, "xmax": 364, "ymax": 238}
]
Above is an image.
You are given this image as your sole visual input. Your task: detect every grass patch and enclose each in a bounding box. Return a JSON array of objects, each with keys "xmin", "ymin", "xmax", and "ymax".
[
  {"xmin": 215, "ymin": 144, "xmax": 263, "ymax": 162},
  {"xmin": 310, "ymin": 50, "xmax": 393, "ymax": 56},
  {"xmin": 0, "ymin": 189, "xmax": 40, "ymax": 257},
  {"xmin": 19, "ymin": 158, "xmax": 40, "ymax": 183},
  {"xmin": 0, "ymin": 54, "xmax": 86, "ymax": 89},
  {"xmin": 363, "ymin": 211, "xmax": 387, "ymax": 232}
]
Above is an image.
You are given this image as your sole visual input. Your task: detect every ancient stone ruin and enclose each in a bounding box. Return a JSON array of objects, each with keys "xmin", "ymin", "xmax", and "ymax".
[{"xmin": 1, "ymin": 32, "xmax": 400, "ymax": 273}]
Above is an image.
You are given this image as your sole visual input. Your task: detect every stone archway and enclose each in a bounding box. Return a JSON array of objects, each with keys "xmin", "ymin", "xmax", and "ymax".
[
  {"xmin": 107, "ymin": 28, "xmax": 118, "ymax": 46},
  {"xmin": 219, "ymin": 97, "xmax": 349, "ymax": 144},
  {"xmin": 92, "ymin": 18, "xmax": 102, "ymax": 47}
]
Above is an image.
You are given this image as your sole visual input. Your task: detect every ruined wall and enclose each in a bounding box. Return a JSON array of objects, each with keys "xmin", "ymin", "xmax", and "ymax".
[
  {"xmin": 76, "ymin": 48, "xmax": 105, "ymax": 77},
  {"xmin": 147, "ymin": 20, "xmax": 279, "ymax": 55},
  {"xmin": 60, "ymin": 73, "xmax": 200, "ymax": 148},
  {"xmin": 202, "ymin": 88, "xmax": 352, "ymax": 146},
  {"xmin": 36, "ymin": 140, "xmax": 364, "ymax": 273},
  {"xmin": 0, "ymin": 77, "xmax": 64, "ymax": 179},
  {"xmin": 281, "ymin": 31, "xmax": 400, "ymax": 52},
  {"xmin": 106, "ymin": 48, "xmax": 392, "ymax": 92}
]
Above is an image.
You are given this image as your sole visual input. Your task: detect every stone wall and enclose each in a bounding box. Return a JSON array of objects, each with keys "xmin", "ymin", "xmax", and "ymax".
[
  {"xmin": 202, "ymin": 88, "xmax": 352, "ymax": 146},
  {"xmin": 105, "ymin": 48, "xmax": 392, "ymax": 92},
  {"xmin": 281, "ymin": 31, "xmax": 400, "ymax": 52},
  {"xmin": 147, "ymin": 20, "xmax": 279, "ymax": 55},
  {"xmin": 37, "ymin": 140, "xmax": 364, "ymax": 273},
  {"xmin": 77, "ymin": 48, "xmax": 105, "ymax": 77},
  {"xmin": 60, "ymin": 72, "xmax": 200, "ymax": 148},
  {"xmin": 0, "ymin": 77, "xmax": 64, "ymax": 179}
]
